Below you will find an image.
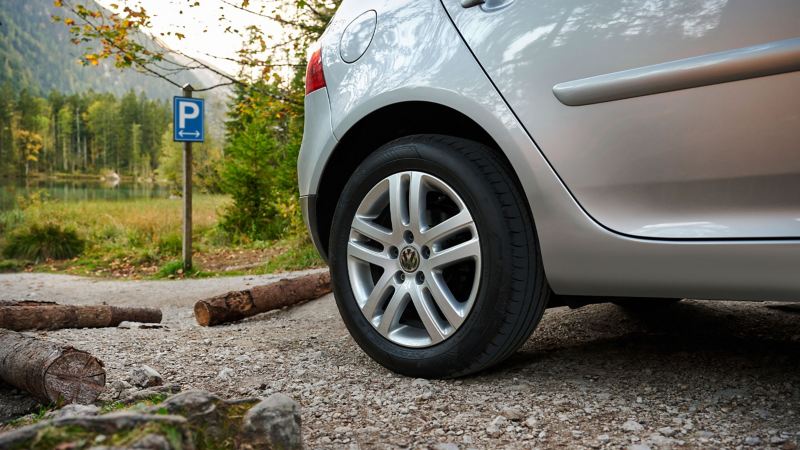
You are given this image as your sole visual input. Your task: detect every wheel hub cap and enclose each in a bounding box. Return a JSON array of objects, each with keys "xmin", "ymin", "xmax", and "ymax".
[
  {"xmin": 399, "ymin": 247, "xmax": 420, "ymax": 272},
  {"xmin": 346, "ymin": 171, "xmax": 482, "ymax": 348}
]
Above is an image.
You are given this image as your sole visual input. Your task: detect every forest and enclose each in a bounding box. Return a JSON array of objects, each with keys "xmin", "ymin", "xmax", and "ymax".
[
  {"xmin": 0, "ymin": 0, "xmax": 338, "ymax": 278},
  {"xmin": 0, "ymin": 85, "xmax": 172, "ymax": 179}
]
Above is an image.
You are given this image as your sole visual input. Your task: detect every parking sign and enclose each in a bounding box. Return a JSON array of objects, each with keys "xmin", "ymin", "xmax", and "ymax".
[{"xmin": 173, "ymin": 97, "xmax": 205, "ymax": 142}]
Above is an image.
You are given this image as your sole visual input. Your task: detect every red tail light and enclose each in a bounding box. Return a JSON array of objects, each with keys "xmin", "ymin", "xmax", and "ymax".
[{"xmin": 305, "ymin": 48, "xmax": 326, "ymax": 95}]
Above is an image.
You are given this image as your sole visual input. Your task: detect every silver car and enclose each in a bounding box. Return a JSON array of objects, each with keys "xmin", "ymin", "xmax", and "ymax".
[{"xmin": 298, "ymin": 0, "xmax": 800, "ymax": 377}]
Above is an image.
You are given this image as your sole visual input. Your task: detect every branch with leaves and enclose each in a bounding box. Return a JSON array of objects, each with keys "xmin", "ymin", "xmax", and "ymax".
[{"xmin": 53, "ymin": 0, "xmax": 338, "ymax": 100}]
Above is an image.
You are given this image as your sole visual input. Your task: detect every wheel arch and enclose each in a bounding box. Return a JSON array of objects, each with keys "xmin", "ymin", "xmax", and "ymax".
[{"xmin": 314, "ymin": 100, "xmax": 531, "ymax": 260}]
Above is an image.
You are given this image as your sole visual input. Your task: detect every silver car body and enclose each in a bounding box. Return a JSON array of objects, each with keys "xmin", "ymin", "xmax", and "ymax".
[{"xmin": 299, "ymin": 0, "xmax": 800, "ymax": 301}]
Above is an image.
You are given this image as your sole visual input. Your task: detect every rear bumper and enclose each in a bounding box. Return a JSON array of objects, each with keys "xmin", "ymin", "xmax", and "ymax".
[
  {"xmin": 298, "ymin": 85, "xmax": 337, "ymax": 263},
  {"xmin": 300, "ymin": 194, "xmax": 328, "ymax": 262}
]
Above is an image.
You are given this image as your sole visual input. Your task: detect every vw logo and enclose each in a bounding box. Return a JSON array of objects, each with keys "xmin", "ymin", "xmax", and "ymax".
[{"xmin": 399, "ymin": 247, "xmax": 420, "ymax": 273}]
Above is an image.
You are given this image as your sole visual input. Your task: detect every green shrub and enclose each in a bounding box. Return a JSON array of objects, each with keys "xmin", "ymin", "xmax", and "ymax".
[
  {"xmin": 3, "ymin": 224, "xmax": 85, "ymax": 262},
  {"xmin": 157, "ymin": 232, "xmax": 182, "ymax": 256},
  {"xmin": 155, "ymin": 260, "xmax": 184, "ymax": 278},
  {"xmin": 263, "ymin": 237, "xmax": 324, "ymax": 273},
  {"xmin": 154, "ymin": 260, "xmax": 204, "ymax": 279},
  {"xmin": 219, "ymin": 82, "xmax": 303, "ymax": 241},
  {"xmin": 0, "ymin": 209, "xmax": 25, "ymax": 234},
  {"xmin": 0, "ymin": 259, "xmax": 24, "ymax": 272}
]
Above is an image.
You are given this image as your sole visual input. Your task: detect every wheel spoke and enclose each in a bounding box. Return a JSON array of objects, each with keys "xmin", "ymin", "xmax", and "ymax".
[
  {"xmin": 428, "ymin": 238, "xmax": 480, "ymax": 270},
  {"xmin": 348, "ymin": 241, "xmax": 392, "ymax": 268},
  {"xmin": 410, "ymin": 284, "xmax": 446, "ymax": 344},
  {"xmin": 426, "ymin": 275, "xmax": 464, "ymax": 329},
  {"xmin": 388, "ymin": 173, "xmax": 408, "ymax": 235},
  {"xmin": 408, "ymin": 172, "xmax": 426, "ymax": 233},
  {"xmin": 421, "ymin": 209, "xmax": 472, "ymax": 245},
  {"xmin": 361, "ymin": 271, "xmax": 394, "ymax": 319},
  {"xmin": 351, "ymin": 216, "xmax": 393, "ymax": 246},
  {"xmin": 377, "ymin": 286, "xmax": 409, "ymax": 335},
  {"xmin": 348, "ymin": 170, "xmax": 482, "ymax": 348}
]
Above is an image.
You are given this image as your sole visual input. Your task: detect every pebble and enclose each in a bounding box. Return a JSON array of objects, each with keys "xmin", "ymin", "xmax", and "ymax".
[
  {"xmin": 128, "ymin": 365, "xmax": 163, "ymax": 388},
  {"xmin": 217, "ymin": 367, "xmax": 235, "ymax": 382},
  {"xmin": 745, "ymin": 436, "xmax": 761, "ymax": 446},
  {"xmin": 657, "ymin": 426, "xmax": 676, "ymax": 437},
  {"xmin": 500, "ymin": 406, "xmax": 524, "ymax": 421},
  {"xmin": 1, "ymin": 274, "xmax": 797, "ymax": 449},
  {"xmin": 622, "ymin": 420, "xmax": 644, "ymax": 432}
]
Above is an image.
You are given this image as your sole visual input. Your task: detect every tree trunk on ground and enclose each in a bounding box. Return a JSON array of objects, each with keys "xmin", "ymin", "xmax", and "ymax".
[
  {"xmin": 194, "ymin": 271, "xmax": 332, "ymax": 327},
  {"xmin": 0, "ymin": 301, "xmax": 162, "ymax": 331},
  {"xmin": 0, "ymin": 329, "xmax": 105, "ymax": 404}
]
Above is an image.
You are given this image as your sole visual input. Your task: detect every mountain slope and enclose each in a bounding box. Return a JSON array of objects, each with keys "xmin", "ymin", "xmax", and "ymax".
[{"xmin": 0, "ymin": 0, "xmax": 208, "ymax": 99}]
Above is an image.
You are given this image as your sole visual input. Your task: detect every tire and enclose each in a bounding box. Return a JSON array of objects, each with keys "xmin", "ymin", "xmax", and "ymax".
[{"xmin": 329, "ymin": 134, "xmax": 549, "ymax": 378}]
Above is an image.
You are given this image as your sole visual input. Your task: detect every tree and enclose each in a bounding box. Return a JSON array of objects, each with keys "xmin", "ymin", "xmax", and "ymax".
[
  {"xmin": 158, "ymin": 126, "xmax": 222, "ymax": 195},
  {"xmin": 0, "ymin": 83, "xmax": 14, "ymax": 177},
  {"xmin": 54, "ymin": 0, "xmax": 341, "ymax": 240},
  {"xmin": 15, "ymin": 130, "xmax": 43, "ymax": 177},
  {"xmin": 57, "ymin": 105, "xmax": 74, "ymax": 172},
  {"xmin": 54, "ymin": 0, "xmax": 339, "ymax": 95}
]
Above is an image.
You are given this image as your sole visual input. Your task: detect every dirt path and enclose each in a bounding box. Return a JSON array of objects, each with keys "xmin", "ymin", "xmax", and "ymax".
[
  {"xmin": 0, "ymin": 271, "xmax": 324, "ymax": 308},
  {"xmin": 1, "ymin": 273, "xmax": 799, "ymax": 449}
]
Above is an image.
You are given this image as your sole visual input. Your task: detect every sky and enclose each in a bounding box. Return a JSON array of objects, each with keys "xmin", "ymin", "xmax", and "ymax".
[{"xmin": 95, "ymin": 0, "xmax": 286, "ymax": 75}]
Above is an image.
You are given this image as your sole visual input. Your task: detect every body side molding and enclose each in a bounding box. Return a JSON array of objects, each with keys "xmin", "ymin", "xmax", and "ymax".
[{"xmin": 553, "ymin": 37, "xmax": 800, "ymax": 106}]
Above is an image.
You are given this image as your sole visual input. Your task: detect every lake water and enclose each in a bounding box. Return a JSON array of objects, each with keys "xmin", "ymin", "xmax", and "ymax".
[{"xmin": 0, "ymin": 179, "xmax": 173, "ymax": 211}]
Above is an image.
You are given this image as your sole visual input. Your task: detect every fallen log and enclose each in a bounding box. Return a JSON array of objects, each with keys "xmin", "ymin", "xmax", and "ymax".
[
  {"xmin": 0, "ymin": 301, "xmax": 162, "ymax": 331},
  {"xmin": 0, "ymin": 329, "xmax": 106, "ymax": 404},
  {"xmin": 194, "ymin": 271, "xmax": 331, "ymax": 326}
]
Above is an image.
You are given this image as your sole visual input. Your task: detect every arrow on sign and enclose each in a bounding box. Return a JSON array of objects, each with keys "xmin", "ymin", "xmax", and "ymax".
[{"xmin": 178, "ymin": 130, "xmax": 201, "ymax": 138}]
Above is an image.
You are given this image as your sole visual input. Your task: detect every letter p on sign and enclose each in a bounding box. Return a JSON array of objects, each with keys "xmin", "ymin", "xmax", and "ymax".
[{"xmin": 173, "ymin": 97, "xmax": 205, "ymax": 142}]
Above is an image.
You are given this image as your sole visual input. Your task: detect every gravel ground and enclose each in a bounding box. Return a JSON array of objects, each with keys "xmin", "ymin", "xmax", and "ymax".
[{"xmin": 1, "ymin": 272, "xmax": 799, "ymax": 449}]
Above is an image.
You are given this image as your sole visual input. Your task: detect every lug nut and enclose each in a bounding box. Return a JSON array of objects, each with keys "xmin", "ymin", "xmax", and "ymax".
[
  {"xmin": 404, "ymin": 230, "xmax": 414, "ymax": 243},
  {"xmin": 421, "ymin": 246, "xmax": 430, "ymax": 259}
]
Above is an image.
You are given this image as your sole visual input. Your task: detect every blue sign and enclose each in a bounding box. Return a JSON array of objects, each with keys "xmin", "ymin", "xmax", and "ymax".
[{"xmin": 173, "ymin": 97, "xmax": 205, "ymax": 142}]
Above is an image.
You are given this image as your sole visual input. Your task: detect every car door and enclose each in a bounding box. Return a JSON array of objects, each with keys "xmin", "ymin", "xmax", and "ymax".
[{"xmin": 441, "ymin": 0, "xmax": 800, "ymax": 239}]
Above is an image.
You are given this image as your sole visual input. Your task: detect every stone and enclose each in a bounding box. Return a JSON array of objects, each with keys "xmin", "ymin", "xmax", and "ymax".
[
  {"xmin": 622, "ymin": 420, "xmax": 644, "ymax": 432},
  {"xmin": 771, "ymin": 436, "xmax": 788, "ymax": 445},
  {"xmin": 111, "ymin": 380, "xmax": 133, "ymax": 393},
  {"xmin": 155, "ymin": 390, "xmax": 221, "ymax": 418},
  {"xmin": 46, "ymin": 404, "xmax": 100, "ymax": 420},
  {"xmin": 433, "ymin": 444, "xmax": 460, "ymax": 450},
  {"xmin": 130, "ymin": 433, "xmax": 173, "ymax": 450},
  {"xmin": 647, "ymin": 433, "xmax": 677, "ymax": 447},
  {"xmin": 745, "ymin": 436, "xmax": 761, "ymax": 446},
  {"xmin": 524, "ymin": 416, "xmax": 538, "ymax": 428},
  {"xmin": 628, "ymin": 445, "xmax": 651, "ymax": 450},
  {"xmin": 129, "ymin": 365, "xmax": 163, "ymax": 388},
  {"xmin": 657, "ymin": 426, "xmax": 676, "ymax": 437},
  {"xmin": 239, "ymin": 393, "xmax": 302, "ymax": 450},
  {"xmin": 500, "ymin": 406, "xmax": 524, "ymax": 421},
  {"xmin": 217, "ymin": 367, "xmax": 235, "ymax": 382},
  {"xmin": 486, "ymin": 416, "xmax": 507, "ymax": 437}
]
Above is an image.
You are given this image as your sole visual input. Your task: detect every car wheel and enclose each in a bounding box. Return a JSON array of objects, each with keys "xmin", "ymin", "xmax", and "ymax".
[{"xmin": 329, "ymin": 134, "xmax": 549, "ymax": 378}]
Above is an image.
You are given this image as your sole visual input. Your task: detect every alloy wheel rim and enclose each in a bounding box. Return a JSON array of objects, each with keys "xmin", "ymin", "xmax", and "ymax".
[{"xmin": 346, "ymin": 171, "xmax": 481, "ymax": 348}]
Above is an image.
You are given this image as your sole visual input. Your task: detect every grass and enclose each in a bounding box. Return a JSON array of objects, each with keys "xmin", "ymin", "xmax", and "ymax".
[
  {"xmin": 0, "ymin": 195, "xmax": 325, "ymax": 278},
  {"xmin": 3, "ymin": 224, "xmax": 85, "ymax": 262},
  {"xmin": 262, "ymin": 236, "xmax": 325, "ymax": 273},
  {"xmin": 154, "ymin": 260, "xmax": 208, "ymax": 279},
  {"xmin": 5, "ymin": 393, "xmax": 255, "ymax": 450}
]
